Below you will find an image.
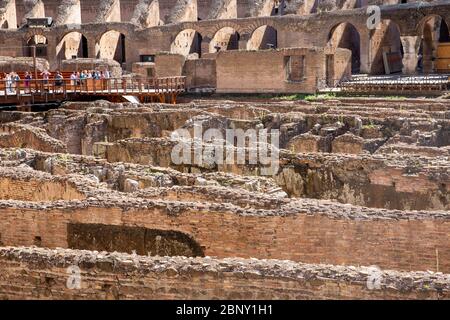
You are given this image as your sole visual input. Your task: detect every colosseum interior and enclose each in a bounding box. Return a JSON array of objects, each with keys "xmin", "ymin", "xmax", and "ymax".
[{"xmin": 0, "ymin": 0, "xmax": 449, "ymax": 303}]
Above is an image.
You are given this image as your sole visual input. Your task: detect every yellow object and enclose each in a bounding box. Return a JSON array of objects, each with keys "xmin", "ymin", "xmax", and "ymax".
[{"xmin": 437, "ymin": 43, "xmax": 450, "ymax": 72}]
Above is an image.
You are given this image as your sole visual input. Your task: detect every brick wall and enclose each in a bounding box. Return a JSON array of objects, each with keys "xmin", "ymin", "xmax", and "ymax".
[
  {"xmin": 183, "ymin": 58, "xmax": 217, "ymax": 89},
  {"xmin": 155, "ymin": 54, "xmax": 186, "ymax": 78},
  {"xmin": 0, "ymin": 247, "xmax": 448, "ymax": 300},
  {"xmin": 0, "ymin": 176, "xmax": 86, "ymax": 202},
  {"xmin": 0, "ymin": 201, "xmax": 448, "ymax": 273},
  {"xmin": 215, "ymin": 48, "xmax": 328, "ymax": 93}
]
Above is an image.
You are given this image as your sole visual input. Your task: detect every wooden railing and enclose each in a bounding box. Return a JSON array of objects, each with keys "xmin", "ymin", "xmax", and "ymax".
[{"xmin": 0, "ymin": 76, "xmax": 186, "ymax": 98}]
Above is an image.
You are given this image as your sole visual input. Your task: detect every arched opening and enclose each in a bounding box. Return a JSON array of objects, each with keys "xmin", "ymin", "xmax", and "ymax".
[
  {"xmin": 328, "ymin": 22, "xmax": 361, "ymax": 74},
  {"xmin": 97, "ymin": 30, "xmax": 126, "ymax": 65},
  {"xmin": 25, "ymin": 35, "xmax": 48, "ymax": 57},
  {"xmin": 56, "ymin": 32, "xmax": 89, "ymax": 62},
  {"xmin": 210, "ymin": 27, "xmax": 240, "ymax": 53},
  {"xmin": 439, "ymin": 19, "xmax": 450, "ymax": 42},
  {"xmin": 418, "ymin": 15, "xmax": 450, "ymax": 74},
  {"xmin": 67, "ymin": 223, "xmax": 205, "ymax": 257},
  {"xmin": 1, "ymin": 20, "xmax": 8, "ymax": 29},
  {"xmin": 247, "ymin": 25, "xmax": 278, "ymax": 50},
  {"xmin": 171, "ymin": 29, "xmax": 203, "ymax": 58},
  {"xmin": 370, "ymin": 20, "xmax": 404, "ymax": 75}
]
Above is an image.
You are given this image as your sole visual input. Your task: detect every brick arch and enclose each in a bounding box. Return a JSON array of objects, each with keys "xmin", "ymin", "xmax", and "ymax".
[
  {"xmin": 22, "ymin": 29, "xmax": 49, "ymax": 58},
  {"xmin": 327, "ymin": 20, "xmax": 366, "ymax": 42},
  {"xmin": 209, "ymin": 21, "xmax": 244, "ymax": 39},
  {"xmin": 416, "ymin": 14, "xmax": 449, "ymax": 37},
  {"xmin": 209, "ymin": 24, "xmax": 242, "ymax": 53},
  {"xmin": 169, "ymin": 22, "xmax": 204, "ymax": 37},
  {"xmin": 327, "ymin": 21, "xmax": 362, "ymax": 74},
  {"xmin": 95, "ymin": 29, "xmax": 128, "ymax": 63},
  {"xmin": 56, "ymin": 31, "xmax": 90, "ymax": 60},
  {"xmin": 94, "ymin": 27, "xmax": 133, "ymax": 44},
  {"xmin": 170, "ymin": 28, "xmax": 204, "ymax": 57},
  {"xmin": 22, "ymin": 28, "xmax": 47, "ymax": 43},
  {"xmin": 242, "ymin": 18, "xmax": 280, "ymax": 36},
  {"xmin": 247, "ymin": 24, "xmax": 279, "ymax": 51},
  {"xmin": 56, "ymin": 29, "xmax": 89, "ymax": 45}
]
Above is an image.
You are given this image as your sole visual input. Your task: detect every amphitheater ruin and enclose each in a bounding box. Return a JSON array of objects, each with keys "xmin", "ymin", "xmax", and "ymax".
[{"xmin": 0, "ymin": 0, "xmax": 449, "ymax": 301}]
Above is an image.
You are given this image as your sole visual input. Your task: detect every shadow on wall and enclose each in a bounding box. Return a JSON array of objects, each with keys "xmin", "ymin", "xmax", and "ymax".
[{"xmin": 67, "ymin": 223, "xmax": 205, "ymax": 257}]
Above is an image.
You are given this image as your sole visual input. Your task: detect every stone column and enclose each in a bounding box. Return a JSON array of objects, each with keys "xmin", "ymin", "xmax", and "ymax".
[
  {"xmin": 359, "ymin": 29, "xmax": 371, "ymax": 74},
  {"xmin": 400, "ymin": 35, "xmax": 420, "ymax": 75}
]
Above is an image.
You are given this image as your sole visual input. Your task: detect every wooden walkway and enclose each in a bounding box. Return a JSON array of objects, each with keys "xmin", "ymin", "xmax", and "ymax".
[{"xmin": 0, "ymin": 76, "xmax": 186, "ymax": 106}]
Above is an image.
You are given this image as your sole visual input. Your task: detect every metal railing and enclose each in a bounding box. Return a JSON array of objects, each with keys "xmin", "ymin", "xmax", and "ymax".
[{"xmin": 338, "ymin": 75, "xmax": 449, "ymax": 92}]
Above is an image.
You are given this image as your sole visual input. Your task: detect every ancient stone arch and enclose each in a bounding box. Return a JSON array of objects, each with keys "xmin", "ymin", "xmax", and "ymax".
[
  {"xmin": 23, "ymin": 28, "xmax": 48, "ymax": 57},
  {"xmin": 210, "ymin": 26, "xmax": 241, "ymax": 53},
  {"xmin": 416, "ymin": 14, "xmax": 450, "ymax": 37},
  {"xmin": 415, "ymin": 14, "xmax": 450, "ymax": 73},
  {"xmin": 171, "ymin": 29, "xmax": 203, "ymax": 57},
  {"xmin": 209, "ymin": 21, "xmax": 244, "ymax": 38},
  {"xmin": 96, "ymin": 29, "xmax": 127, "ymax": 64},
  {"xmin": 247, "ymin": 25, "xmax": 278, "ymax": 50},
  {"xmin": 56, "ymin": 31, "xmax": 89, "ymax": 61},
  {"xmin": 241, "ymin": 17, "xmax": 281, "ymax": 35},
  {"xmin": 369, "ymin": 19, "xmax": 404, "ymax": 75},
  {"xmin": 328, "ymin": 21, "xmax": 361, "ymax": 74}
]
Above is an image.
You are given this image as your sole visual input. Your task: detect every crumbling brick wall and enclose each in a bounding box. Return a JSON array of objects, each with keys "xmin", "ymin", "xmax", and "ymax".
[
  {"xmin": 0, "ymin": 201, "xmax": 448, "ymax": 273},
  {"xmin": 0, "ymin": 247, "xmax": 448, "ymax": 300}
]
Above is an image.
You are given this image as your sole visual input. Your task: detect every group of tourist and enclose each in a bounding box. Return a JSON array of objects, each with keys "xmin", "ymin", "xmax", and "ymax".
[
  {"xmin": 38, "ymin": 70, "xmax": 64, "ymax": 93},
  {"xmin": 69, "ymin": 70, "xmax": 112, "ymax": 86},
  {"xmin": 2, "ymin": 70, "xmax": 65, "ymax": 94},
  {"xmin": 3, "ymin": 72, "xmax": 21, "ymax": 94},
  {"xmin": 2, "ymin": 69, "xmax": 113, "ymax": 94}
]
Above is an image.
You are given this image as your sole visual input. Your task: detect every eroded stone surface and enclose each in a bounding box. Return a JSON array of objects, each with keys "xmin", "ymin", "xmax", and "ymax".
[{"xmin": 0, "ymin": 97, "xmax": 449, "ymax": 300}]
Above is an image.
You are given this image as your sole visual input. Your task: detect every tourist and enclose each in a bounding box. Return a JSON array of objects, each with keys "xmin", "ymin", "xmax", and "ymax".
[
  {"xmin": 70, "ymin": 72, "xmax": 77, "ymax": 87},
  {"xmin": 41, "ymin": 70, "xmax": 51, "ymax": 87},
  {"xmin": 93, "ymin": 71, "xmax": 101, "ymax": 80},
  {"xmin": 5, "ymin": 73, "xmax": 13, "ymax": 94},
  {"xmin": 76, "ymin": 72, "xmax": 81, "ymax": 86},
  {"xmin": 24, "ymin": 72, "xmax": 32, "ymax": 93},
  {"xmin": 80, "ymin": 70, "xmax": 87, "ymax": 84},
  {"xmin": 103, "ymin": 70, "xmax": 111, "ymax": 90},
  {"xmin": 12, "ymin": 72, "xmax": 20, "ymax": 93},
  {"xmin": 55, "ymin": 71, "xmax": 64, "ymax": 93}
]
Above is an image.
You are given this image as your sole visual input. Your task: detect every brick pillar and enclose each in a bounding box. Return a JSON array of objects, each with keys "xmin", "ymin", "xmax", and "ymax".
[
  {"xmin": 201, "ymin": 37, "xmax": 211, "ymax": 54},
  {"xmin": 87, "ymin": 37, "xmax": 98, "ymax": 59},
  {"xmin": 423, "ymin": 35, "xmax": 437, "ymax": 74},
  {"xmin": 46, "ymin": 37, "xmax": 58, "ymax": 70},
  {"xmin": 359, "ymin": 29, "xmax": 370, "ymax": 74},
  {"xmin": 238, "ymin": 33, "xmax": 250, "ymax": 50},
  {"xmin": 400, "ymin": 35, "xmax": 420, "ymax": 75}
]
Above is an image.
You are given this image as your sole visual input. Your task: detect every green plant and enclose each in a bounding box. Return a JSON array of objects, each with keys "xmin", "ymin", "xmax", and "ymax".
[{"xmin": 56, "ymin": 154, "xmax": 71, "ymax": 163}]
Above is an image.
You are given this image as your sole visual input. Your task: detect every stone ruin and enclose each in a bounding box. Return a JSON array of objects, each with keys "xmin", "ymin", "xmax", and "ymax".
[
  {"xmin": 0, "ymin": 96, "xmax": 449, "ymax": 300},
  {"xmin": 0, "ymin": 0, "xmax": 448, "ymax": 301},
  {"xmin": 0, "ymin": 1, "xmax": 449, "ymax": 88}
]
